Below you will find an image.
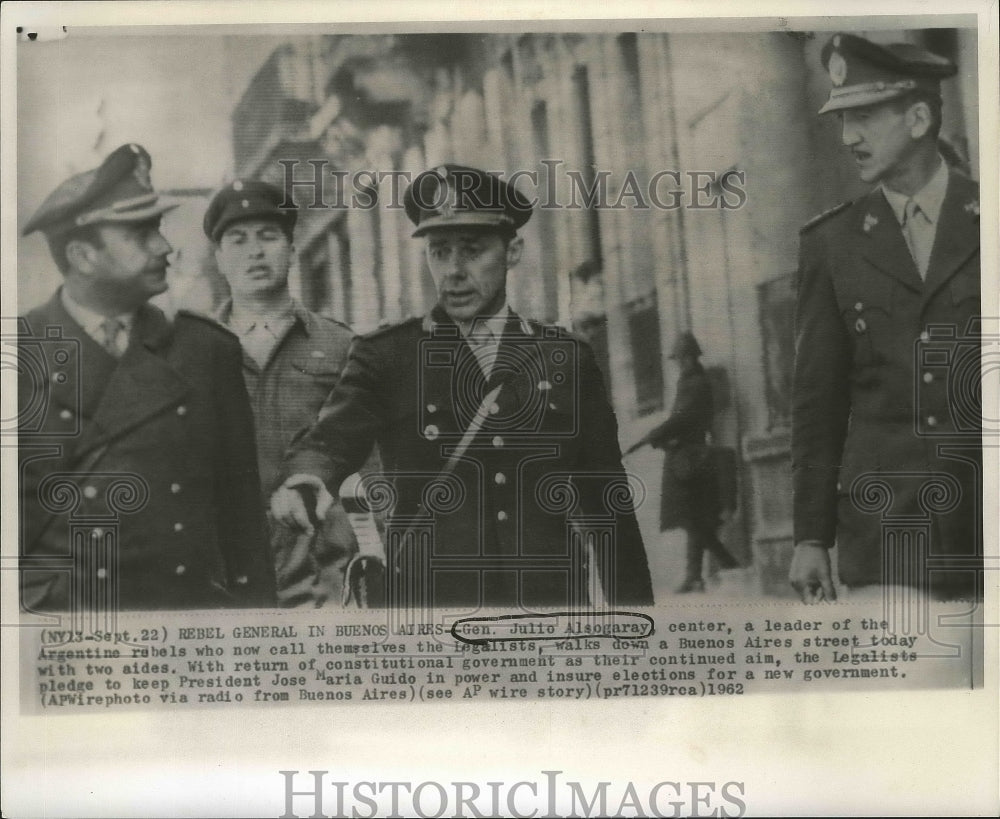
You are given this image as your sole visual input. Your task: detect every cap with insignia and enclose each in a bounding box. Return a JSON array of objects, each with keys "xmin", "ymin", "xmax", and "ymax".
[
  {"xmin": 22, "ymin": 143, "xmax": 179, "ymax": 237},
  {"xmin": 203, "ymin": 179, "xmax": 297, "ymax": 242},
  {"xmin": 818, "ymin": 33, "xmax": 957, "ymax": 115},
  {"xmin": 403, "ymin": 164, "xmax": 532, "ymax": 237}
]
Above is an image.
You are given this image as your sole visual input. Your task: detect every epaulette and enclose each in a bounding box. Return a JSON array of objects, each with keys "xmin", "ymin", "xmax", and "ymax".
[
  {"xmin": 800, "ymin": 199, "xmax": 853, "ymax": 233},
  {"xmin": 175, "ymin": 308, "xmax": 239, "ymax": 340},
  {"xmin": 361, "ymin": 315, "xmax": 422, "ymax": 340},
  {"xmin": 314, "ymin": 313, "xmax": 353, "ymax": 333}
]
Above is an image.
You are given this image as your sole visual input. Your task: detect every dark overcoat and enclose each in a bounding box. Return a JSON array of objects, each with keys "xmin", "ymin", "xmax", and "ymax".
[
  {"xmin": 18, "ymin": 293, "xmax": 276, "ymax": 611},
  {"xmin": 647, "ymin": 364, "xmax": 718, "ymax": 531},
  {"xmin": 285, "ymin": 307, "xmax": 654, "ymax": 608},
  {"xmin": 792, "ymin": 171, "xmax": 981, "ymax": 596}
]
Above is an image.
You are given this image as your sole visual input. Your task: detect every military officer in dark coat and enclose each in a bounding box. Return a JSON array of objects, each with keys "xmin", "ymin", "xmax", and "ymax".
[
  {"xmin": 626, "ymin": 332, "xmax": 738, "ymax": 592},
  {"xmin": 273, "ymin": 164, "xmax": 654, "ymax": 609},
  {"xmin": 18, "ymin": 144, "xmax": 276, "ymax": 611},
  {"xmin": 791, "ymin": 35, "xmax": 982, "ymax": 602}
]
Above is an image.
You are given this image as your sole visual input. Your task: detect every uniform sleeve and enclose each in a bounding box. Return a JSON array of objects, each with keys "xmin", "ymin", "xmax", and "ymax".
[
  {"xmin": 211, "ymin": 331, "xmax": 277, "ymax": 606},
  {"xmin": 575, "ymin": 339, "xmax": 655, "ymax": 605},
  {"xmin": 283, "ymin": 334, "xmax": 387, "ymax": 493},
  {"xmin": 791, "ymin": 226, "xmax": 852, "ymax": 547}
]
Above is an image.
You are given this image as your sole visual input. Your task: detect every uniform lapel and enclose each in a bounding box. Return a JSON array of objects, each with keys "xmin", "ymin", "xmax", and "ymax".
[
  {"xmin": 857, "ymin": 190, "xmax": 924, "ymax": 294},
  {"xmin": 75, "ymin": 304, "xmax": 190, "ymax": 457},
  {"xmin": 921, "ymin": 171, "xmax": 980, "ymax": 305},
  {"xmin": 29, "ymin": 292, "xmax": 118, "ymax": 420}
]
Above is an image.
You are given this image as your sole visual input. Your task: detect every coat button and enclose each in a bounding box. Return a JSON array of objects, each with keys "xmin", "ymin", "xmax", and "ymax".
[
  {"xmin": 488, "ymin": 403, "xmax": 500, "ymax": 415},
  {"xmin": 497, "ymin": 510, "xmax": 508, "ymax": 522},
  {"xmin": 175, "ymin": 564, "xmax": 186, "ymax": 575},
  {"xmin": 854, "ymin": 301, "xmax": 863, "ymax": 312},
  {"xmin": 494, "ymin": 472, "xmax": 506, "ymax": 485},
  {"xmin": 492, "ymin": 436, "xmax": 504, "ymax": 448},
  {"xmin": 549, "ymin": 402, "xmax": 557, "ymax": 410},
  {"xmin": 59, "ymin": 409, "xmax": 73, "ymax": 421},
  {"xmin": 919, "ymin": 330, "xmax": 930, "ymax": 343},
  {"xmin": 176, "ymin": 405, "xmax": 187, "ymax": 416},
  {"xmin": 171, "ymin": 483, "xmax": 181, "ymax": 494},
  {"xmin": 96, "ymin": 568, "xmax": 107, "ymax": 580},
  {"xmin": 174, "ymin": 522, "xmax": 184, "ymax": 532},
  {"xmin": 426, "ymin": 403, "xmax": 437, "ymax": 414},
  {"xmin": 83, "ymin": 485, "xmax": 98, "ymax": 499},
  {"xmin": 926, "ymin": 416, "xmax": 937, "ymax": 427},
  {"xmin": 854, "ymin": 318, "xmax": 867, "ymax": 334},
  {"xmin": 235, "ymin": 575, "xmax": 249, "ymax": 586},
  {"xmin": 91, "ymin": 528, "xmax": 104, "ymax": 539},
  {"xmin": 424, "ymin": 424, "xmax": 440, "ymax": 441},
  {"xmin": 923, "ymin": 372, "xmax": 934, "ymax": 383}
]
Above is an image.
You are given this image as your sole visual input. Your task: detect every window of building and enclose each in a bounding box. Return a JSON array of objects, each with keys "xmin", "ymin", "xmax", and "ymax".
[
  {"xmin": 757, "ymin": 272, "xmax": 796, "ymax": 430},
  {"xmin": 625, "ymin": 291, "xmax": 665, "ymax": 417}
]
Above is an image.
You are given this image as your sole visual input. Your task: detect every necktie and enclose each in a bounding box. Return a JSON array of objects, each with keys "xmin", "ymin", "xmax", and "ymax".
[
  {"xmin": 902, "ymin": 198, "xmax": 930, "ymax": 280},
  {"xmin": 98, "ymin": 317, "xmax": 126, "ymax": 358},
  {"xmin": 468, "ymin": 328, "xmax": 495, "ymax": 380}
]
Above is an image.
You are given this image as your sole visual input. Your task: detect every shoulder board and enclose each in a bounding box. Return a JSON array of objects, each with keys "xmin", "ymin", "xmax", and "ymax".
[
  {"xmin": 800, "ymin": 200, "xmax": 854, "ymax": 233},
  {"xmin": 313, "ymin": 312, "xmax": 354, "ymax": 334},
  {"xmin": 360, "ymin": 315, "xmax": 422, "ymax": 340},
  {"xmin": 175, "ymin": 308, "xmax": 238, "ymax": 339}
]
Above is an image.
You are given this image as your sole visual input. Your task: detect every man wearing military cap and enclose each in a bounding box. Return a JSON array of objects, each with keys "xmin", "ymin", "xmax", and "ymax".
[
  {"xmin": 273, "ymin": 164, "xmax": 654, "ymax": 609},
  {"xmin": 205, "ymin": 178, "xmax": 358, "ymax": 607},
  {"xmin": 626, "ymin": 332, "xmax": 739, "ymax": 593},
  {"xmin": 18, "ymin": 143, "xmax": 276, "ymax": 611},
  {"xmin": 790, "ymin": 34, "xmax": 981, "ymax": 602}
]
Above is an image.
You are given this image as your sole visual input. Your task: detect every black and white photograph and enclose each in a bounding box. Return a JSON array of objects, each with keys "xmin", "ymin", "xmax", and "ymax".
[{"xmin": 2, "ymin": 1, "xmax": 997, "ymax": 816}]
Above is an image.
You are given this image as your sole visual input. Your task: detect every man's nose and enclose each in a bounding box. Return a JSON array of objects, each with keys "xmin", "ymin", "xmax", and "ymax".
[
  {"xmin": 841, "ymin": 118, "xmax": 861, "ymax": 146},
  {"xmin": 151, "ymin": 230, "xmax": 173, "ymax": 256}
]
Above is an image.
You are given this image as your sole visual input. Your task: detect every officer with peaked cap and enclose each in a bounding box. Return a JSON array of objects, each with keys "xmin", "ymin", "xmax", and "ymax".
[
  {"xmin": 18, "ymin": 144, "xmax": 276, "ymax": 611},
  {"xmin": 273, "ymin": 164, "xmax": 654, "ymax": 609},
  {"xmin": 791, "ymin": 34, "xmax": 981, "ymax": 602},
  {"xmin": 626, "ymin": 332, "xmax": 739, "ymax": 592},
  {"xmin": 204, "ymin": 179, "xmax": 359, "ymax": 607}
]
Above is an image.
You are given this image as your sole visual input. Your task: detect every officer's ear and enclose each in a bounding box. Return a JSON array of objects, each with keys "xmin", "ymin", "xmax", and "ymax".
[
  {"xmin": 64, "ymin": 234, "xmax": 104, "ymax": 277},
  {"xmin": 906, "ymin": 99, "xmax": 933, "ymax": 140},
  {"xmin": 505, "ymin": 234, "xmax": 524, "ymax": 268}
]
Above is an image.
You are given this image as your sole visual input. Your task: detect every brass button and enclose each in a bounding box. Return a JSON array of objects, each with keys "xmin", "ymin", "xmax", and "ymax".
[
  {"xmin": 492, "ymin": 435, "xmax": 504, "ymax": 448},
  {"xmin": 494, "ymin": 472, "xmax": 506, "ymax": 485},
  {"xmin": 176, "ymin": 405, "xmax": 187, "ymax": 416},
  {"xmin": 96, "ymin": 568, "xmax": 107, "ymax": 580},
  {"xmin": 83, "ymin": 486, "xmax": 98, "ymax": 499},
  {"xmin": 175, "ymin": 564, "xmax": 186, "ymax": 575},
  {"xmin": 854, "ymin": 318, "xmax": 867, "ymax": 334},
  {"xmin": 59, "ymin": 409, "xmax": 73, "ymax": 421},
  {"xmin": 497, "ymin": 510, "xmax": 508, "ymax": 522},
  {"xmin": 174, "ymin": 522, "xmax": 184, "ymax": 532},
  {"xmin": 171, "ymin": 483, "xmax": 181, "ymax": 494},
  {"xmin": 923, "ymin": 372, "xmax": 933, "ymax": 383},
  {"xmin": 926, "ymin": 416, "xmax": 937, "ymax": 427}
]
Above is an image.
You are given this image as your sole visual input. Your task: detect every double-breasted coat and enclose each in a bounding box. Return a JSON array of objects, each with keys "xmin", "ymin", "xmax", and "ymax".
[
  {"xmin": 284, "ymin": 307, "xmax": 654, "ymax": 608},
  {"xmin": 792, "ymin": 170, "xmax": 981, "ymax": 597},
  {"xmin": 18, "ymin": 293, "xmax": 276, "ymax": 611}
]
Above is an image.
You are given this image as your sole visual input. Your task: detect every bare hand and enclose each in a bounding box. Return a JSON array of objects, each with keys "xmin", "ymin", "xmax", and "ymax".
[
  {"xmin": 789, "ymin": 542, "xmax": 837, "ymax": 603},
  {"xmin": 270, "ymin": 475, "xmax": 334, "ymax": 531}
]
